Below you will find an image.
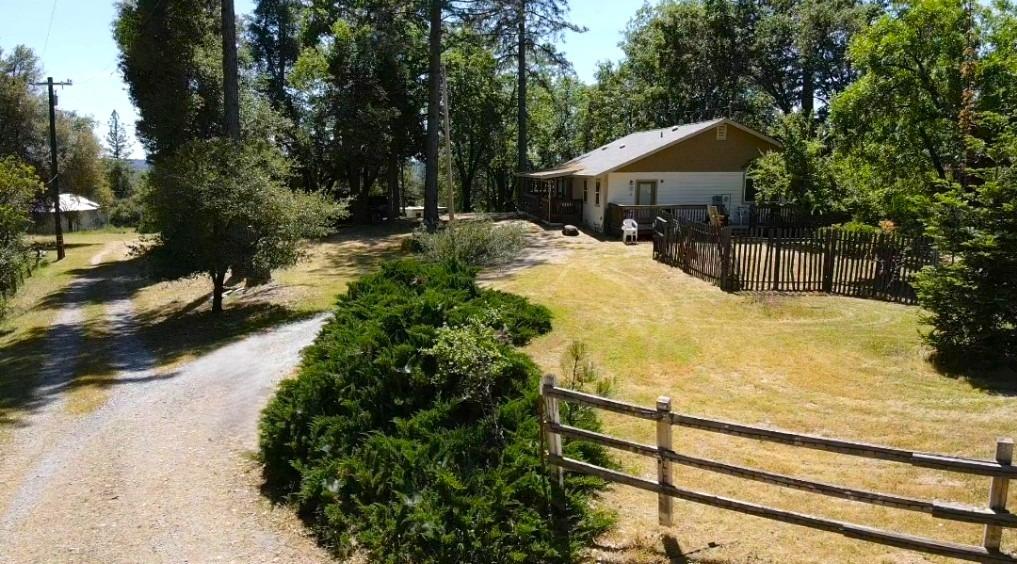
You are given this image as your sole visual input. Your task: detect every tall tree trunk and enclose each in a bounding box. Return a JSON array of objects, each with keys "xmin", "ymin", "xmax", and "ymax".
[
  {"xmin": 211, "ymin": 270, "xmax": 226, "ymax": 313},
  {"xmin": 461, "ymin": 172, "xmax": 474, "ymax": 212},
  {"xmin": 349, "ymin": 171, "xmax": 369, "ymax": 223},
  {"xmin": 801, "ymin": 60, "xmax": 815, "ymax": 119},
  {"xmin": 221, "ymin": 0, "xmax": 241, "ymax": 141},
  {"xmin": 423, "ymin": 0, "xmax": 443, "ymax": 232},
  {"xmin": 516, "ymin": 4, "xmax": 528, "ymax": 174},
  {"xmin": 388, "ymin": 154, "xmax": 401, "ymax": 220}
]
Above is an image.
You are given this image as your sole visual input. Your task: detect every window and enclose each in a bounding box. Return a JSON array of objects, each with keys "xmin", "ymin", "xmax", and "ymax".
[
  {"xmin": 583, "ymin": 180, "xmax": 588, "ymax": 203},
  {"xmin": 744, "ymin": 175, "xmax": 757, "ymax": 203},
  {"xmin": 716, "ymin": 124, "xmax": 728, "ymax": 141},
  {"xmin": 595, "ymin": 180, "xmax": 601, "ymax": 206}
]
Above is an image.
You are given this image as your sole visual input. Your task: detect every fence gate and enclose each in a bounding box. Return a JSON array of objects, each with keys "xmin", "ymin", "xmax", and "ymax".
[{"xmin": 540, "ymin": 374, "xmax": 1017, "ymax": 563}]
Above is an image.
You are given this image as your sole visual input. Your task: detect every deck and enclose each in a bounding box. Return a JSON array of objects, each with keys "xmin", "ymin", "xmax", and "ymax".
[{"xmin": 605, "ymin": 204, "xmax": 708, "ymax": 236}]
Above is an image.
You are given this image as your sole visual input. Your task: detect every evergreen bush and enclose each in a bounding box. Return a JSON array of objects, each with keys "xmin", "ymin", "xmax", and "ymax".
[{"xmin": 259, "ymin": 259, "xmax": 611, "ymax": 562}]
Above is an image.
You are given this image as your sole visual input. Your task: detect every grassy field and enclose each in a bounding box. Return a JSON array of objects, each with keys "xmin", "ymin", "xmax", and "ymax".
[
  {"xmin": 5, "ymin": 221, "xmax": 1013, "ymax": 562},
  {"xmin": 486, "ymin": 232, "xmax": 1016, "ymax": 563}
]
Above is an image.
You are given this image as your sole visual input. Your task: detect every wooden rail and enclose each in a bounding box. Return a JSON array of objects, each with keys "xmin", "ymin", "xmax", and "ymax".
[
  {"xmin": 540, "ymin": 375, "xmax": 1016, "ymax": 563},
  {"xmin": 605, "ymin": 203, "xmax": 707, "ymax": 236}
]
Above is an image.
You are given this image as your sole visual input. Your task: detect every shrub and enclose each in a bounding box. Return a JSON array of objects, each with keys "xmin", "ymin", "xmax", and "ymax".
[
  {"xmin": 143, "ymin": 138, "xmax": 344, "ymax": 312},
  {"xmin": 916, "ymin": 169, "xmax": 1017, "ymax": 368},
  {"xmin": 259, "ymin": 260, "xmax": 611, "ymax": 562},
  {"xmin": 109, "ymin": 196, "xmax": 144, "ymax": 227},
  {"xmin": 413, "ymin": 218, "xmax": 527, "ymax": 267},
  {"xmin": 0, "ymin": 157, "xmax": 41, "ymax": 316}
]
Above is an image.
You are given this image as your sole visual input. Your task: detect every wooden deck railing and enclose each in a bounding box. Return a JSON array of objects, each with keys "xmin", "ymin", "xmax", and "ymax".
[
  {"xmin": 520, "ymin": 193, "xmax": 582, "ymax": 225},
  {"xmin": 605, "ymin": 203, "xmax": 707, "ymax": 236},
  {"xmin": 540, "ymin": 374, "xmax": 1016, "ymax": 563}
]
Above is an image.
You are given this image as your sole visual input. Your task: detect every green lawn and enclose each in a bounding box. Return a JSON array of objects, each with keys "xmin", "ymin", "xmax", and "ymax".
[{"xmin": 486, "ymin": 233, "xmax": 1016, "ymax": 563}]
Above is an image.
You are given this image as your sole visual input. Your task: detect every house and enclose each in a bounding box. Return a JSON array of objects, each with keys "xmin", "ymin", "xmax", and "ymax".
[
  {"xmin": 518, "ymin": 118, "xmax": 780, "ymax": 235},
  {"xmin": 31, "ymin": 193, "xmax": 107, "ymax": 234}
]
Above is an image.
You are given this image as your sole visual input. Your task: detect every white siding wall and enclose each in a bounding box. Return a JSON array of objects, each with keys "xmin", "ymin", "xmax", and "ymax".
[{"xmin": 606, "ymin": 172, "xmax": 748, "ymax": 208}]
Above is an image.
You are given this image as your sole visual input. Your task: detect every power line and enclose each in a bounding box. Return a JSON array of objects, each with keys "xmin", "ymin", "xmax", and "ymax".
[{"xmin": 42, "ymin": 0, "xmax": 59, "ymax": 56}]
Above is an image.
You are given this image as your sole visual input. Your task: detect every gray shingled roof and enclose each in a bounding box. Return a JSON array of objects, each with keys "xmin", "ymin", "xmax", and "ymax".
[{"xmin": 522, "ymin": 118, "xmax": 777, "ymax": 178}]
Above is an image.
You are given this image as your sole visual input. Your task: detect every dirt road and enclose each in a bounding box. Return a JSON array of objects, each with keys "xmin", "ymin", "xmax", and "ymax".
[{"xmin": 0, "ymin": 246, "xmax": 330, "ymax": 563}]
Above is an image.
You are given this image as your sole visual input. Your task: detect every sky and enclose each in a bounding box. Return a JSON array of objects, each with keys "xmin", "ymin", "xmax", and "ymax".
[{"xmin": 0, "ymin": 0, "xmax": 634, "ymax": 160}]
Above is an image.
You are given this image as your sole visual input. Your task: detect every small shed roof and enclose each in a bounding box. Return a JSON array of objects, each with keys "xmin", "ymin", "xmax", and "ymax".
[
  {"xmin": 34, "ymin": 193, "xmax": 102, "ymax": 213},
  {"xmin": 520, "ymin": 118, "xmax": 779, "ymax": 179}
]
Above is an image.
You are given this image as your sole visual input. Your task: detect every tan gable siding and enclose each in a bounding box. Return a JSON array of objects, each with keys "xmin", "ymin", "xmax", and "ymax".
[{"xmin": 616, "ymin": 125, "xmax": 778, "ymax": 173}]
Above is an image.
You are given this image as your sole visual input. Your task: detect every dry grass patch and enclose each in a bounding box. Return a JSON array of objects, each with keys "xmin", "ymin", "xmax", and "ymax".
[
  {"xmin": 128, "ymin": 223, "xmax": 411, "ymax": 370},
  {"xmin": 485, "ymin": 230, "xmax": 1016, "ymax": 563}
]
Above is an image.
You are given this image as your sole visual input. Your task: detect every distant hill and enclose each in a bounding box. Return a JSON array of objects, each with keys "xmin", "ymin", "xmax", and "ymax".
[{"xmin": 124, "ymin": 159, "xmax": 151, "ymax": 175}]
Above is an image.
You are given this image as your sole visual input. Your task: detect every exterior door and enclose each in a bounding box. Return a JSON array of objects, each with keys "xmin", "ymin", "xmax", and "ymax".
[{"xmin": 636, "ymin": 180, "xmax": 657, "ymax": 205}]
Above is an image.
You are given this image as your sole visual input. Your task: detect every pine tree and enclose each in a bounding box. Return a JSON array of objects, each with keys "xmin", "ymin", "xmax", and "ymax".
[
  {"xmin": 467, "ymin": 0, "xmax": 583, "ymax": 172},
  {"xmin": 104, "ymin": 110, "xmax": 133, "ymax": 160}
]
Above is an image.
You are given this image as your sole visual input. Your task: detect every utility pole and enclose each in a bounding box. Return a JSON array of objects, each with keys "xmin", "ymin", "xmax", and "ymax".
[
  {"xmin": 221, "ymin": 0, "xmax": 241, "ymax": 141},
  {"xmin": 441, "ymin": 63, "xmax": 454, "ymax": 221},
  {"xmin": 33, "ymin": 77, "xmax": 72, "ymax": 260}
]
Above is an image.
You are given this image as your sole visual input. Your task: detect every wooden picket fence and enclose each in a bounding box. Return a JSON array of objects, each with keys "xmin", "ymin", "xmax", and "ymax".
[
  {"xmin": 540, "ymin": 375, "xmax": 1017, "ymax": 563},
  {"xmin": 652, "ymin": 217, "xmax": 939, "ymax": 304}
]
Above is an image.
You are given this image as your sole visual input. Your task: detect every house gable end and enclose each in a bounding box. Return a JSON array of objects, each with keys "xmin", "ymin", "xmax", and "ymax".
[{"xmin": 616, "ymin": 124, "xmax": 779, "ymax": 173}]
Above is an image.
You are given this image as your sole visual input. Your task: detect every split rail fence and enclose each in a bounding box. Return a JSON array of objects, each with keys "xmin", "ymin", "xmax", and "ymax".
[
  {"xmin": 652, "ymin": 217, "xmax": 939, "ymax": 304},
  {"xmin": 540, "ymin": 374, "xmax": 1016, "ymax": 563}
]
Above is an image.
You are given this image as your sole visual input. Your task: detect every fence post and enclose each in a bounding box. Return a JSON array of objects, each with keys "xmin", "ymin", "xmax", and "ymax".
[
  {"xmin": 656, "ymin": 396, "xmax": 674, "ymax": 526},
  {"xmin": 822, "ymin": 229, "xmax": 836, "ymax": 293},
  {"xmin": 771, "ymin": 229, "xmax": 782, "ymax": 291},
  {"xmin": 983, "ymin": 438, "xmax": 1014, "ymax": 551},
  {"xmin": 540, "ymin": 374, "xmax": 565, "ymax": 491},
  {"xmin": 719, "ymin": 227, "xmax": 733, "ymax": 291}
]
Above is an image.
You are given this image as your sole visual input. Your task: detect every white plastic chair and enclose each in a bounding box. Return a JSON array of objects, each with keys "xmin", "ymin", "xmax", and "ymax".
[{"xmin": 621, "ymin": 218, "xmax": 639, "ymax": 244}]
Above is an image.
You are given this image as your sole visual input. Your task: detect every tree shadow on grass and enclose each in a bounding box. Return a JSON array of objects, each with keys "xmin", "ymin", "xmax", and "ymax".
[
  {"xmin": 930, "ymin": 354, "xmax": 1017, "ymax": 396},
  {"xmin": 589, "ymin": 533, "xmax": 729, "ymax": 563},
  {"xmin": 0, "ymin": 252, "xmax": 318, "ymax": 431},
  {"xmin": 131, "ymin": 299, "xmax": 315, "ymax": 370},
  {"xmin": 0, "ymin": 312, "xmax": 180, "ymax": 430}
]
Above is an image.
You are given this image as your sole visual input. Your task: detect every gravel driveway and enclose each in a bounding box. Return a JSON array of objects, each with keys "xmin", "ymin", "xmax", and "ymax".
[{"xmin": 0, "ymin": 247, "xmax": 331, "ymax": 563}]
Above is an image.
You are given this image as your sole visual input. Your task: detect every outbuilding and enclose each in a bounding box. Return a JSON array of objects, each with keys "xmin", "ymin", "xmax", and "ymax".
[{"xmin": 32, "ymin": 193, "xmax": 106, "ymax": 234}]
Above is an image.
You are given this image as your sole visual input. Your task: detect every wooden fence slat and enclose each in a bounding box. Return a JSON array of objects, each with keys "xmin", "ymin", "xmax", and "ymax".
[
  {"xmin": 673, "ymin": 413, "xmax": 1017, "ymax": 478},
  {"xmin": 550, "ymin": 422, "xmax": 657, "ymax": 457},
  {"xmin": 550, "ymin": 410, "xmax": 1017, "ymax": 527},
  {"xmin": 665, "ymin": 451, "xmax": 1017, "ymax": 528},
  {"xmin": 549, "ymin": 455, "xmax": 1017, "ymax": 564},
  {"xmin": 545, "ymin": 385, "xmax": 659, "ymax": 420},
  {"xmin": 546, "ymin": 385, "xmax": 1016, "ymax": 478}
]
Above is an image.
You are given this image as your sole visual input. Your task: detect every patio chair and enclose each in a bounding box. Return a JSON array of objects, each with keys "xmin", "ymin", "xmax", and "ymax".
[
  {"xmin": 621, "ymin": 218, "xmax": 639, "ymax": 244},
  {"xmin": 708, "ymin": 205, "xmax": 728, "ymax": 227}
]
